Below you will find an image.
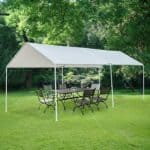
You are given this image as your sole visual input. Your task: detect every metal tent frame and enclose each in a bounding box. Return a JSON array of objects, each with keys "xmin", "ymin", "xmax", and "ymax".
[
  {"xmin": 5, "ymin": 42, "xmax": 144, "ymax": 121},
  {"xmin": 5, "ymin": 65, "xmax": 144, "ymax": 121}
]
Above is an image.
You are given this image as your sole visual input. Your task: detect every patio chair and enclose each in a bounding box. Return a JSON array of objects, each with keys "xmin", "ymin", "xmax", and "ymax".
[
  {"xmin": 91, "ymin": 83, "xmax": 100, "ymax": 90},
  {"xmin": 57, "ymin": 87, "xmax": 80, "ymax": 111},
  {"xmin": 58, "ymin": 88, "xmax": 72, "ymax": 111},
  {"xmin": 36, "ymin": 89, "xmax": 55, "ymax": 113},
  {"xmin": 59, "ymin": 84, "xmax": 67, "ymax": 89},
  {"xmin": 81, "ymin": 82, "xmax": 91, "ymax": 88},
  {"xmin": 43, "ymin": 84, "xmax": 53, "ymax": 94},
  {"xmin": 70, "ymin": 87, "xmax": 83, "ymax": 99},
  {"xmin": 92, "ymin": 87, "xmax": 110, "ymax": 109},
  {"xmin": 43, "ymin": 84, "xmax": 55, "ymax": 100},
  {"xmin": 91, "ymin": 83, "xmax": 100, "ymax": 96},
  {"xmin": 73, "ymin": 88, "xmax": 95, "ymax": 115}
]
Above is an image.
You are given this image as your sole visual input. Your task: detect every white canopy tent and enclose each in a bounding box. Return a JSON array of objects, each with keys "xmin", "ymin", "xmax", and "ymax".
[{"xmin": 6, "ymin": 42, "xmax": 144, "ymax": 121}]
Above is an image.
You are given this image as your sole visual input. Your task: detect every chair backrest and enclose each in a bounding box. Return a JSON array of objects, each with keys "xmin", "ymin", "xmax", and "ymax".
[
  {"xmin": 43, "ymin": 84, "xmax": 54, "ymax": 96},
  {"xmin": 36, "ymin": 89, "xmax": 45, "ymax": 102},
  {"xmin": 83, "ymin": 88, "xmax": 95, "ymax": 98},
  {"xmin": 36, "ymin": 89, "xmax": 54, "ymax": 103},
  {"xmin": 81, "ymin": 82, "xmax": 90, "ymax": 88},
  {"xmin": 100, "ymin": 87, "xmax": 110, "ymax": 100},
  {"xmin": 91, "ymin": 83, "xmax": 100, "ymax": 90},
  {"xmin": 59, "ymin": 84, "xmax": 67, "ymax": 89},
  {"xmin": 43, "ymin": 85, "xmax": 52, "ymax": 91}
]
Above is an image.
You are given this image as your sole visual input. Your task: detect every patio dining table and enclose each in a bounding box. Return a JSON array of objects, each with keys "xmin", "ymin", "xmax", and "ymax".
[
  {"xmin": 57, "ymin": 88, "xmax": 84, "ymax": 94},
  {"xmin": 56, "ymin": 88, "xmax": 85, "ymax": 110},
  {"xmin": 57, "ymin": 88, "xmax": 85, "ymax": 99}
]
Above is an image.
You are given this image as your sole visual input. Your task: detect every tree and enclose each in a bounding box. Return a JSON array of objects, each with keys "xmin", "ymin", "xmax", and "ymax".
[
  {"xmin": 0, "ymin": 16, "xmax": 20, "ymax": 89},
  {"xmin": 0, "ymin": 0, "xmax": 149, "ymax": 89},
  {"xmin": 4, "ymin": 0, "xmax": 84, "ymax": 46}
]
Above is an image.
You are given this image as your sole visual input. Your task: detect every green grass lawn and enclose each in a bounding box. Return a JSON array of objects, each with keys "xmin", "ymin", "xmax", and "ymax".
[{"xmin": 0, "ymin": 89, "xmax": 150, "ymax": 150}]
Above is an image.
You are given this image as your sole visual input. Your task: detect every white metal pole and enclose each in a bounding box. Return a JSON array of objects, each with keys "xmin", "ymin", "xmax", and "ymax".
[
  {"xmin": 5, "ymin": 67, "xmax": 8, "ymax": 112},
  {"xmin": 110, "ymin": 64, "xmax": 114, "ymax": 108},
  {"xmin": 98, "ymin": 67, "xmax": 101, "ymax": 90},
  {"xmin": 54, "ymin": 67, "xmax": 58, "ymax": 121},
  {"xmin": 142, "ymin": 65, "xmax": 144, "ymax": 100},
  {"xmin": 62, "ymin": 66, "xmax": 64, "ymax": 85}
]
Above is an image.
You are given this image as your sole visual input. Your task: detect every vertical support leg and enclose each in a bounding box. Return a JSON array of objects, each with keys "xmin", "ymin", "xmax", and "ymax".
[
  {"xmin": 5, "ymin": 67, "xmax": 7, "ymax": 112},
  {"xmin": 54, "ymin": 67, "xmax": 58, "ymax": 121},
  {"xmin": 62, "ymin": 66, "xmax": 64, "ymax": 85},
  {"xmin": 98, "ymin": 67, "xmax": 101, "ymax": 90},
  {"xmin": 110, "ymin": 64, "xmax": 114, "ymax": 108},
  {"xmin": 142, "ymin": 65, "xmax": 144, "ymax": 100}
]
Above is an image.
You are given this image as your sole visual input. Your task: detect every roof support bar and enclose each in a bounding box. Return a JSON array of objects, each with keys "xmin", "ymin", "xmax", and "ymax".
[{"xmin": 110, "ymin": 64, "xmax": 114, "ymax": 108}]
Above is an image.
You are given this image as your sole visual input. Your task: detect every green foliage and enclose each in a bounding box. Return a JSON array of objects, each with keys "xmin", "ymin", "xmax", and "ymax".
[
  {"xmin": 64, "ymin": 69, "xmax": 101, "ymax": 87},
  {"xmin": 0, "ymin": 18, "xmax": 20, "ymax": 88},
  {"xmin": 0, "ymin": 0, "xmax": 149, "ymax": 89},
  {"xmin": 5, "ymin": 0, "xmax": 84, "ymax": 45},
  {"xmin": 103, "ymin": 0, "xmax": 150, "ymax": 79}
]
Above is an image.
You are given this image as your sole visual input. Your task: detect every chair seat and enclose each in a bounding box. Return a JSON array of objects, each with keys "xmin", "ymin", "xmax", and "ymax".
[
  {"xmin": 75, "ymin": 98, "xmax": 90, "ymax": 105},
  {"xmin": 92, "ymin": 97, "xmax": 98, "ymax": 103},
  {"xmin": 40, "ymin": 98, "xmax": 53, "ymax": 104}
]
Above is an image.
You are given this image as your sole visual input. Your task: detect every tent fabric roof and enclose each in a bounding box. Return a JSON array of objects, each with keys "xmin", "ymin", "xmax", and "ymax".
[{"xmin": 7, "ymin": 42, "xmax": 143, "ymax": 68}]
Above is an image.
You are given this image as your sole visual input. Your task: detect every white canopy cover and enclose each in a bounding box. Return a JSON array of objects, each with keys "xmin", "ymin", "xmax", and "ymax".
[{"xmin": 7, "ymin": 42, "xmax": 142, "ymax": 68}]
